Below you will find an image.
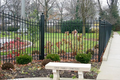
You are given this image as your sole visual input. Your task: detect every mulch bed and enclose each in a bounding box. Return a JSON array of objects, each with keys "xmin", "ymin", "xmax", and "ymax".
[{"xmin": 0, "ymin": 60, "xmax": 101, "ymax": 80}]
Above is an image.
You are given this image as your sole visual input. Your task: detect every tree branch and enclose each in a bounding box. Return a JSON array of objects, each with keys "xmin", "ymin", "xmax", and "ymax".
[
  {"xmin": 48, "ymin": 1, "xmax": 55, "ymax": 11},
  {"xmin": 107, "ymin": 0, "xmax": 111, "ymax": 8},
  {"xmin": 38, "ymin": 0, "xmax": 45, "ymax": 8}
]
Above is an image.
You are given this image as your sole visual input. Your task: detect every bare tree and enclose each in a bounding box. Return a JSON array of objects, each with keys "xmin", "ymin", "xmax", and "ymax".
[
  {"xmin": 62, "ymin": 0, "xmax": 96, "ymax": 35},
  {"xmin": 55, "ymin": 1, "xmax": 66, "ymax": 21},
  {"xmin": 37, "ymin": 0, "xmax": 56, "ymax": 25},
  {"xmin": 3, "ymin": 0, "xmax": 21, "ymax": 16},
  {"xmin": 65, "ymin": 0, "xmax": 77, "ymax": 20},
  {"xmin": 79, "ymin": 0, "xmax": 96, "ymax": 35},
  {"xmin": 3, "ymin": 0, "xmax": 30, "ymax": 16}
]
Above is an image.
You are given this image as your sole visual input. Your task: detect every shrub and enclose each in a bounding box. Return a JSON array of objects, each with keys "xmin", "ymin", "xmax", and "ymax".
[
  {"xmin": 75, "ymin": 53, "xmax": 91, "ymax": 63},
  {"xmin": 86, "ymin": 49, "xmax": 94, "ymax": 55},
  {"xmin": 61, "ymin": 19, "xmax": 90, "ymax": 33},
  {"xmin": 72, "ymin": 75, "xmax": 77, "ymax": 79},
  {"xmin": 46, "ymin": 54, "xmax": 60, "ymax": 61},
  {"xmin": 49, "ymin": 74, "xmax": 53, "ymax": 78},
  {"xmin": 27, "ymin": 24, "xmax": 39, "ymax": 47},
  {"xmin": 16, "ymin": 54, "xmax": 32, "ymax": 64},
  {"xmin": 8, "ymin": 27, "xmax": 19, "ymax": 31},
  {"xmin": 1, "ymin": 62, "xmax": 14, "ymax": 70},
  {"xmin": 41, "ymin": 59, "xmax": 52, "ymax": 67}
]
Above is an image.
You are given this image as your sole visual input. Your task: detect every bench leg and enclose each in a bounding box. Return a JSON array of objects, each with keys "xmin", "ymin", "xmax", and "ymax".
[
  {"xmin": 57, "ymin": 70, "xmax": 60, "ymax": 79},
  {"xmin": 78, "ymin": 71, "xmax": 83, "ymax": 80},
  {"xmin": 53, "ymin": 70, "xmax": 60, "ymax": 80}
]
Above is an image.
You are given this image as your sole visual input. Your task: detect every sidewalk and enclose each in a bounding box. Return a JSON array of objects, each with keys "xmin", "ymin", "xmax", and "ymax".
[{"xmin": 97, "ymin": 32, "xmax": 120, "ymax": 80}]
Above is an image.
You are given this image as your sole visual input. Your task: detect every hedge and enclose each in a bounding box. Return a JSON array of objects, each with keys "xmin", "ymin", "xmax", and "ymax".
[
  {"xmin": 61, "ymin": 19, "xmax": 90, "ymax": 33},
  {"xmin": 8, "ymin": 27, "xmax": 19, "ymax": 31}
]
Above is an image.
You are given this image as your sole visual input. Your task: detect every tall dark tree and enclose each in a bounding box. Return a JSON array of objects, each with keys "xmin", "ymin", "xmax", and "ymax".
[{"xmin": 37, "ymin": 0, "xmax": 56, "ymax": 26}]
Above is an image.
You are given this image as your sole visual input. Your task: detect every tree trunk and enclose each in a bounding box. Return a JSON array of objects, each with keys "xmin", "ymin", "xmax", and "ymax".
[
  {"xmin": 82, "ymin": 19, "xmax": 86, "ymax": 36},
  {"xmin": 81, "ymin": 0, "xmax": 85, "ymax": 36}
]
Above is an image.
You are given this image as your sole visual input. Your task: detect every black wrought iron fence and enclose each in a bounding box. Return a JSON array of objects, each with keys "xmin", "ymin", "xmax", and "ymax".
[
  {"xmin": 45, "ymin": 19, "xmax": 99, "ymax": 61},
  {"xmin": 99, "ymin": 17, "xmax": 112, "ymax": 62},
  {"xmin": 0, "ymin": 12, "xmax": 112, "ymax": 63},
  {"xmin": 0, "ymin": 12, "xmax": 43, "ymax": 63}
]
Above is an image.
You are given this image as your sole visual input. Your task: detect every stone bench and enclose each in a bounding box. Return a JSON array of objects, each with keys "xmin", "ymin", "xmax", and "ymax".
[{"xmin": 45, "ymin": 62, "xmax": 91, "ymax": 80}]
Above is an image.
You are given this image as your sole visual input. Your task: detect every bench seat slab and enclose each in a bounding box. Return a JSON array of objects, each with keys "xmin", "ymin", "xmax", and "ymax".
[{"xmin": 45, "ymin": 62, "xmax": 91, "ymax": 80}]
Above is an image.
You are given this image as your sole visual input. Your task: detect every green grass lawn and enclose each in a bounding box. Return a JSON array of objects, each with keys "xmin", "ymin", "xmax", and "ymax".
[
  {"xmin": 0, "ymin": 32, "xmax": 8, "ymax": 38},
  {"xmin": 117, "ymin": 31, "xmax": 120, "ymax": 35},
  {"xmin": 44, "ymin": 33, "xmax": 98, "ymax": 53},
  {"xmin": 0, "ymin": 32, "xmax": 99, "ymax": 55}
]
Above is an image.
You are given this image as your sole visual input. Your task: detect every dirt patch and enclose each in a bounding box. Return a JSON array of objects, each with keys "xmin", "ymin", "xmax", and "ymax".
[{"xmin": 0, "ymin": 60, "xmax": 101, "ymax": 79}]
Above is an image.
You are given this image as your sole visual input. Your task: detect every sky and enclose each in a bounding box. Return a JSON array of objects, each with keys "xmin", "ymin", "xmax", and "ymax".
[
  {"xmin": 98, "ymin": 0, "xmax": 120, "ymax": 9},
  {"xmin": 0, "ymin": 0, "xmax": 113, "ymax": 8},
  {"xmin": 94, "ymin": 0, "xmax": 108, "ymax": 8},
  {"xmin": 0, "ymin": 0, "xmax": 107, "ymax": 5},
  {"xmin": 1, "ymin": 0, "xmax": 120, "ymax": 14}
]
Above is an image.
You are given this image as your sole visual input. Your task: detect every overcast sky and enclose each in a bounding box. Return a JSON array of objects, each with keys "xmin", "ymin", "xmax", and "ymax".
[
  {"xmin": 1, "ymin": 0, "xmax": 120, "ymax": 13},
  {"xmin": 0, "ymin": 0, "xmax": 108, "ymax": 5},
  {"xmin": 97, "ymin": 0, "xmax": 120, "ymax": 9},
  {"xmin": 1, "ymin": 0, "xmax": 117, "ymax": 7}
]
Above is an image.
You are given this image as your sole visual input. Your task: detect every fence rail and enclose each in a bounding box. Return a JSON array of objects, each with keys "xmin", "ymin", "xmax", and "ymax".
[
  {"xmin": 0, "ymin": 12, "xmax": 112, "ymax": 63},
  {"xmin": 99, "ymin": 17, "xmax": 112, "ymax": 61}
]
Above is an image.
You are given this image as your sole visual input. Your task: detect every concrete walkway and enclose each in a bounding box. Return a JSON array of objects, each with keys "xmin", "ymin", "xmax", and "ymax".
[{"xmin": 97, "ymin": 32, "xmax": 120, "ymax": 80}]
